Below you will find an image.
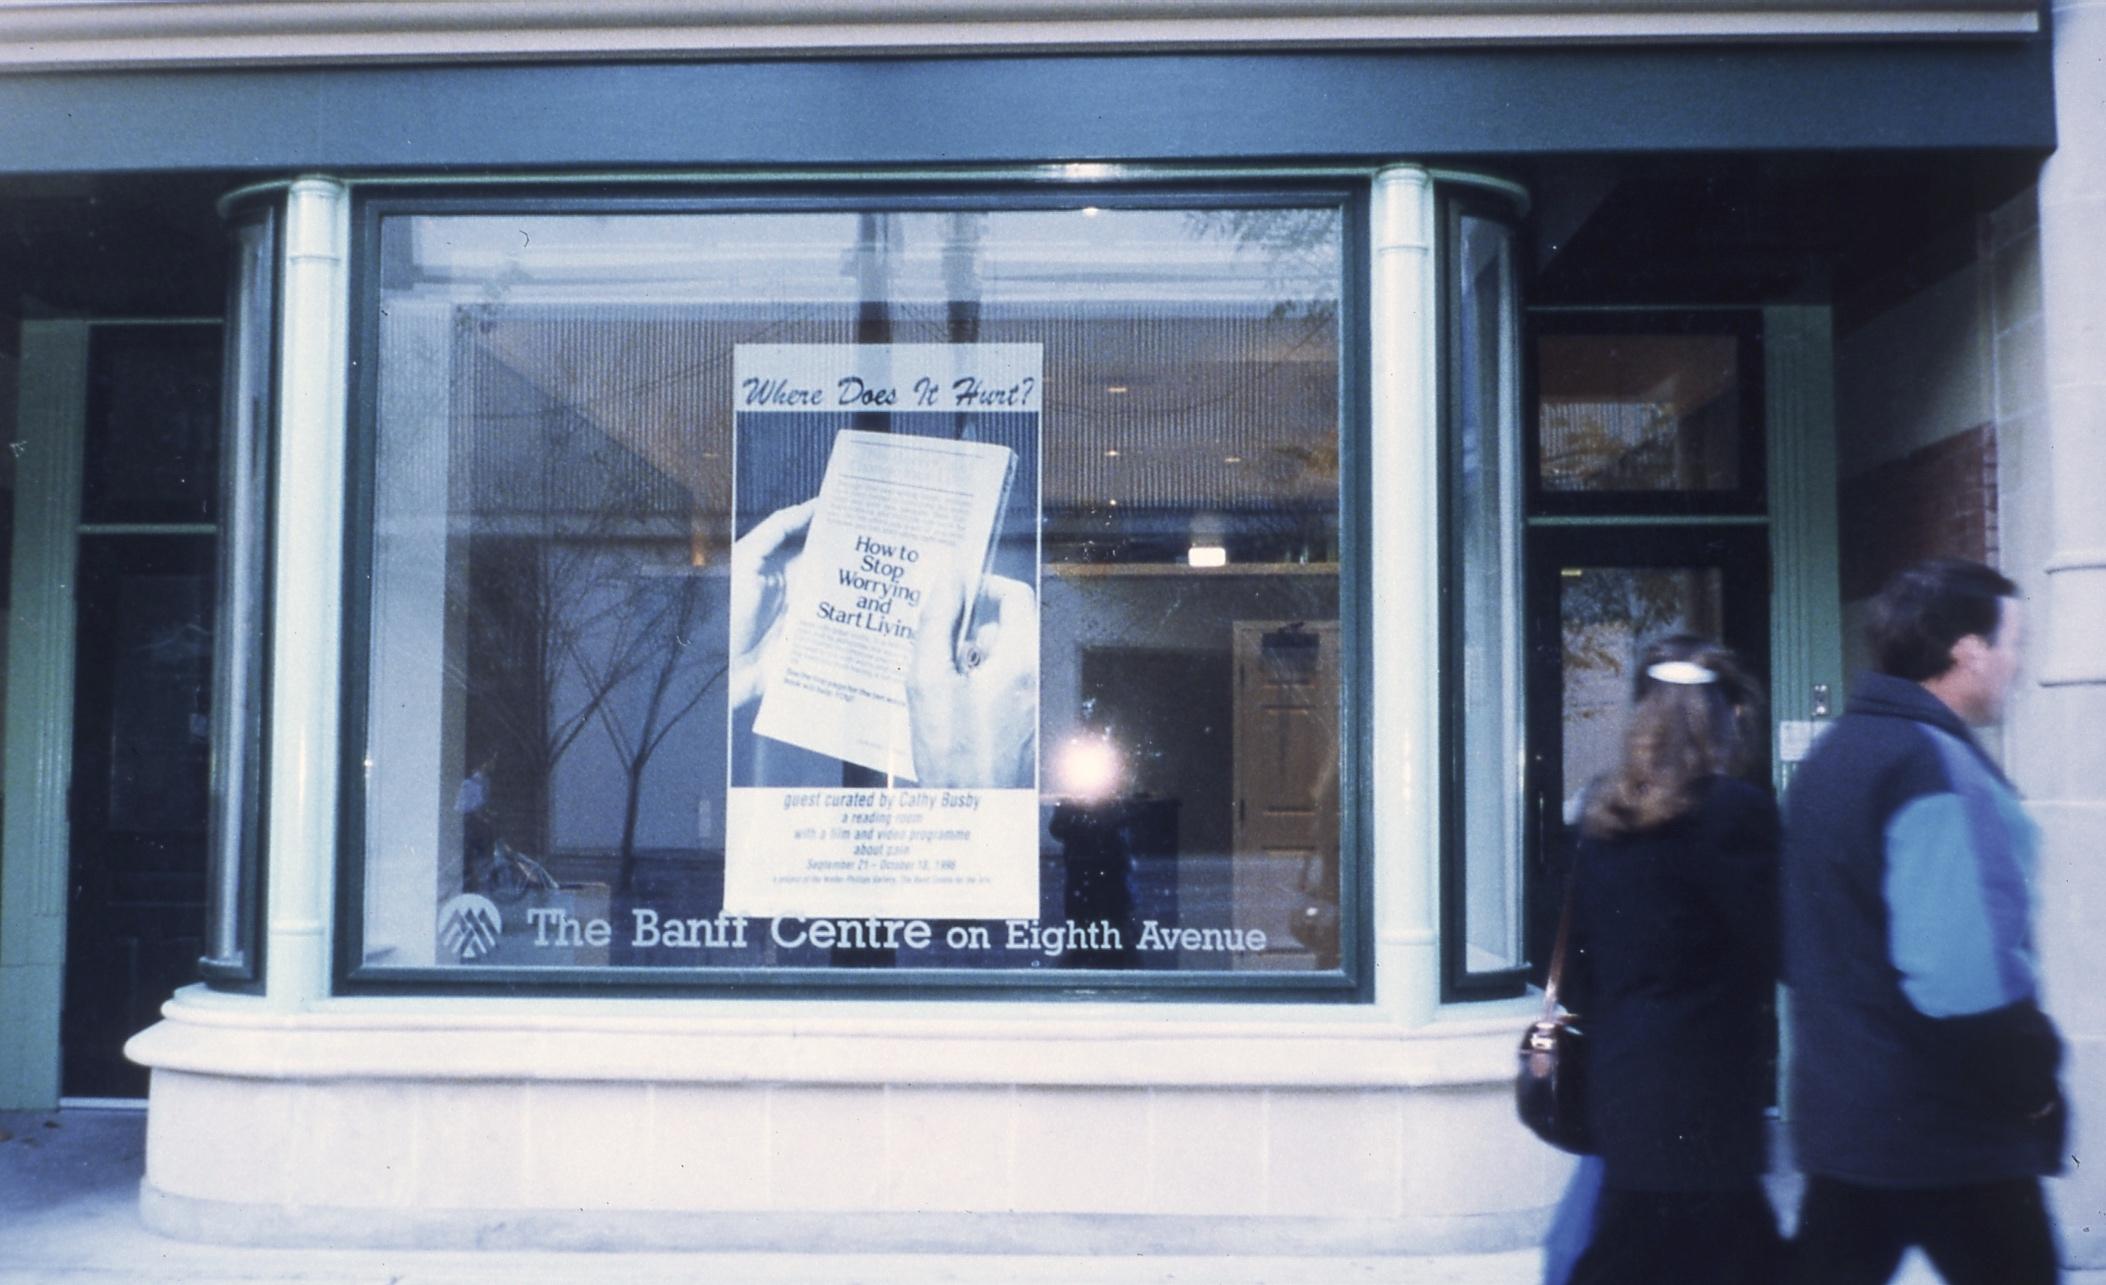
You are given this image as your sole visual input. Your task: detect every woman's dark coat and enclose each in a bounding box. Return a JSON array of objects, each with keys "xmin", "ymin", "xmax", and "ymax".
[{"xmin": 1564, "ymin": 775, "xmax": 1781, "ymax": 1192}]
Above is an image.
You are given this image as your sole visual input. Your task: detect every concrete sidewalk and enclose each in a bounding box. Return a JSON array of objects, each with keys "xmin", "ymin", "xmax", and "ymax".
[
  {"xmin": 0, "ymin": 1106, "xmax": 2075, "ymax": 1284},
  {"xmin": 0, "ymin": 1105, "xmax": 1532, "ymax": 1284}
]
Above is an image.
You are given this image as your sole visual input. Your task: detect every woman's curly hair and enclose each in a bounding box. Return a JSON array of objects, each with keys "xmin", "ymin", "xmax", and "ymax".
[{"xmin": 1582, "ymin": 634, "xmax": 1762, "ymax": 839}]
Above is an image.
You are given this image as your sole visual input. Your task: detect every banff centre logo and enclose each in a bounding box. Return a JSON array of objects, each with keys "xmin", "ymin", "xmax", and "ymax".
[{"xmin": 438, "ymin": 893, "xmax": 502, "ymax": 962}]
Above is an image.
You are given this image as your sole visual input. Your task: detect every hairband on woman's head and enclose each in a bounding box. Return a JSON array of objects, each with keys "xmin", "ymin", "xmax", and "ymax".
[{"xmin": 1647, "ymin": 660, "xmax": 1718, "ymax": 686}]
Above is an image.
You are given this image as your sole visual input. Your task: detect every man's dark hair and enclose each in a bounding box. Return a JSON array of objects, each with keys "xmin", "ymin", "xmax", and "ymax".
[{"xmin": 1866, "ymin": 557, "xmax": 2018, "ymax": 681}]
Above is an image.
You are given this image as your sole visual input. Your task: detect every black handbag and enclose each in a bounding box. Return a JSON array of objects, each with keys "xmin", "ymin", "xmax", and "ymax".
[{"xmin": 1516, "ymin": 892, "xmax": 1593, "ymax": 1154}]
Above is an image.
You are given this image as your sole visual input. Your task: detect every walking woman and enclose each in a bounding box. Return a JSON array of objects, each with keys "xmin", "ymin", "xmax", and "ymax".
[{"xmin": 1563, "ymin": 635, "xmax": 1786, "ymax": 1285}]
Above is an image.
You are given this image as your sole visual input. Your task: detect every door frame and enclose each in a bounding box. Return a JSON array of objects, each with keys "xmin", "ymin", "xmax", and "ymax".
[
  {"xmin": 1487, "ymin": 302, "xmax": 1844, "ymax": 998},
  {"xmin": 0, "ymin": 319, "xmax": 88, "ymax": 1109}
]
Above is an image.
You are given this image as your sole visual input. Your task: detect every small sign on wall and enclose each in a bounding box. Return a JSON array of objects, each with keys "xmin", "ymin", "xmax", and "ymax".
[{"xmin": 1778, "ymin": 718, "xmax": 1831, "ymax": 764}]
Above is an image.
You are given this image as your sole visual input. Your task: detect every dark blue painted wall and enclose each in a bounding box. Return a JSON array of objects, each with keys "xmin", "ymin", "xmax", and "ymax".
[{"xmin": 0, "ymin": 42, "xmax": 2055, "ymax": 176}]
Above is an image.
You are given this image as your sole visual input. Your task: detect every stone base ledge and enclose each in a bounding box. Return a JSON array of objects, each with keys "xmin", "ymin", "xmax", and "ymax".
[
  {"xmin": 131, "ymin": 992, "xmax": 1567, "ymax": 1245},
  {"xmin": 127, "ymin": 987, "xmax": 1528, "ymax": 1089}
]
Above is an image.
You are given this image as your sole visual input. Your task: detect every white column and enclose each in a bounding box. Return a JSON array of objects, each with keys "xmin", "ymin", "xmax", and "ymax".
[
  {"xmin": 1368, "ymin": 165, "xmax": 1440, "ymax": 1025},
  {"xmin": 2027, "ymin": 2, "xmax": 2106, "ymax": 1266},
  {"xmin": 2038, "ymin": 5, "xmax": 2106, "ymax": 692},
  {"xmin": 266, "ymin": 177, "xmax": 350, "ymax": 1007}
]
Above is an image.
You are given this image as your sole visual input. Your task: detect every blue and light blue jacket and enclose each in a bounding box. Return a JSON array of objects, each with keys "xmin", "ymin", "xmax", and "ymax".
[{"xmin": 1783, "ymin": 672, "xmax": 2063, "ymax": 1187}]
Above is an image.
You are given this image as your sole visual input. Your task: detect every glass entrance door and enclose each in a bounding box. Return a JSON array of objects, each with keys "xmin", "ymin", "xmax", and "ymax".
[
  {"xmin": 1525, "ymin": 528, "xmax": 1771, "ymax": 970},
  {"xmin": 63, "ymin": 536, "xmax": 215, "ymax": 1096}
]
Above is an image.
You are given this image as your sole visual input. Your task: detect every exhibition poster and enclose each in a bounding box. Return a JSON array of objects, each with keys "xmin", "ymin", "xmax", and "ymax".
[{"xmin": 723, "ymin": 343, "xmax": 1042, "ymax": 920}]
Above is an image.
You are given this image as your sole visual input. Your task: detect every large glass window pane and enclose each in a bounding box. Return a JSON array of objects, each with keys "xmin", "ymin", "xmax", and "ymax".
[
  {"xmin": 1448, "ymin": 208, "xmax": 1524, "ymax": 986},
  {"xmin": 352, "ymin": 197, "xmax": 1348, "ymax": 984}
]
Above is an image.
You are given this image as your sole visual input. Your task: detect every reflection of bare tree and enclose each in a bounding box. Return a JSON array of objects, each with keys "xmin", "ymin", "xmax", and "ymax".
[
  {"xmin": 1186, "ymin": 206, "xmax": 1340, "ymax": 405},
  {"xmin": 455, "ymin": 538, "xmax": 578, "ymax": 859},
  {"xmin": 1537, "ymin": 334, "xmax": 1741, "ymax": 494},
  {"xmin": 1561, "ymin": 568, "xmax": 1720, "ymax": 686},
  {"xmin": 1186, "ymin": 208, "xmax": 1341, "ymax": 309},
  {"xmin": 1540, "ymin": 404, "xmax": 1684, "ymax": 491},
  {"xmin": 570, "ymin": 567, "xmax": 725, "ymax": 894},
  {"xmin": 1183, "ymin": 207, "xmax": 1344, "ymax": 561},
  {"xmin": 450, "ymin": 327, "xmax": 722, "ymax": 890},
  {"xmin": 450, "ymin": 399, "xmax": 658, "ymax": 859}
]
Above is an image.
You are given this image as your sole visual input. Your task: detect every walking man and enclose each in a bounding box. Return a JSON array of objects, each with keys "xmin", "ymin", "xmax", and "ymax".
[{"xmin": 1784, "ymin": 557, "xmax": 2065, "ymax": 1284}]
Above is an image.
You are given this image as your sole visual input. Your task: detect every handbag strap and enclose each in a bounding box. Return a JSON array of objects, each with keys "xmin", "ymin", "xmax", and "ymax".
[
  {"xmin": 1541, "ymin": 884, "xmax": 1575, "ymax": 1015},
  {"xmin": 1540, "ymin": 781, "xmax": 1599, "ymax": 1020}
]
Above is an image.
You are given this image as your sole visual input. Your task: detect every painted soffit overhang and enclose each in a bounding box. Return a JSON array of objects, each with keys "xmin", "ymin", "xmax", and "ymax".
[{"xmin": 0, "ymin": 0, "xmax": 2044, "ymax": 73}]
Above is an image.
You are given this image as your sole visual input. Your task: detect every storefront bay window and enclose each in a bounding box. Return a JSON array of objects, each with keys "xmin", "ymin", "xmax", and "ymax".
[{"xmin": 200, "ymin": 171, "xmax": 1532, "ymax": 1006}]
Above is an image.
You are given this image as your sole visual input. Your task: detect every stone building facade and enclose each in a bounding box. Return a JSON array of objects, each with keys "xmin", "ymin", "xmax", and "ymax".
[{"xmin": 0, "ymin": 0, "xmax": 2099, "ymax": 1263}]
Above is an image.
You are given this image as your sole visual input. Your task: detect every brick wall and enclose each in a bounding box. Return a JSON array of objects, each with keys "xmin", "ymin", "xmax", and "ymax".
[{"xmin": 1836, "ymin": 422, "xmax": 1998, "ymax": 601}]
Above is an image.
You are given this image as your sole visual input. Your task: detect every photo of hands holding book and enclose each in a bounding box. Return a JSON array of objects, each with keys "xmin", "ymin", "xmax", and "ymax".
[{"xmin": 728, "ymin": 429, "xmax": 1037, "ymax": 791}]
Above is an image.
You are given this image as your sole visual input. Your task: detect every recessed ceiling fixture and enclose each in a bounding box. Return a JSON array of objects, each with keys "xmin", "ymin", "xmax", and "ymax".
[{"xmin": 1188, "ymin": 511, "xmax": 1229, "ymax": 569}]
